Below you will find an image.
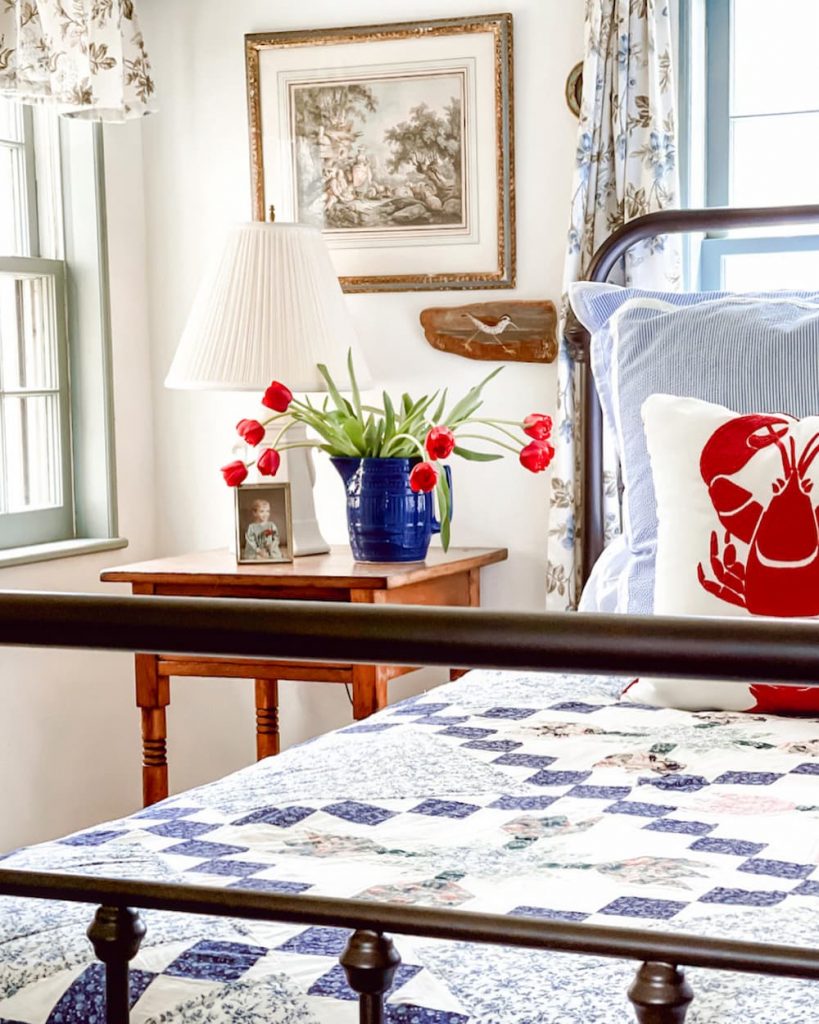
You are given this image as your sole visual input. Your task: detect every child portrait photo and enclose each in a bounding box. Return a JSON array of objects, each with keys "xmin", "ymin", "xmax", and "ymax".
[{"xmin": 235, "ymin": 483, "xmax": 293, "ymax": 564}]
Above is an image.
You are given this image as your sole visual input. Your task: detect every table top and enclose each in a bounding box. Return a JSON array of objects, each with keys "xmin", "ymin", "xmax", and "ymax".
[{"xmin": 101, "ymin": 546, "xmax": 508, "ymax": 591}]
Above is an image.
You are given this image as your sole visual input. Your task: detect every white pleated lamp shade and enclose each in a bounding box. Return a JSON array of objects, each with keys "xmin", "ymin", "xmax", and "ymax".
[{"xmin": 165, "ymin": 222, "xmax": 370, "ymax": 392}]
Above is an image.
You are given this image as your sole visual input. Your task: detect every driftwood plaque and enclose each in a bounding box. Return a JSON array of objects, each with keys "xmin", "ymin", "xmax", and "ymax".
[{"xmin": 420, "ymin": 301, "xmax": 558, "ymax": 363}]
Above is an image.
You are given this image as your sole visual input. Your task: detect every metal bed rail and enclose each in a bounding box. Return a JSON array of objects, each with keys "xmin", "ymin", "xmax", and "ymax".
[
  {"xmin": 1, "ymin": 590, "xmax": 819, "ymax": 1023},
  {"xmin": 2, "ymin": 589, "xmax": 819, "ymax": 683}
]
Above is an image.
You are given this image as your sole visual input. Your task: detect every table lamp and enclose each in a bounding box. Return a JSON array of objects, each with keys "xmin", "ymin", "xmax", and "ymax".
[{"xmin": 165, "ymin": 218, "xmax": 371, "ymax": 556}]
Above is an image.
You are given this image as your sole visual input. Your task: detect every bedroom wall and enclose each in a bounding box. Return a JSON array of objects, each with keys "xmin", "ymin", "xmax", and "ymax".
[{"xmin": 128, "ymin": 0, "xmax": 584, "ymax": 795}]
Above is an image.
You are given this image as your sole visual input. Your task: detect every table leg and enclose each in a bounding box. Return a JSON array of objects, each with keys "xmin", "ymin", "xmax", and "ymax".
[
  {"xmin": 135, "ymin": 654, "xmax": 169, "ymax": 807},
  {"xmin": 255, "ymin": 678, "xmax": 280, "ymax": 759},
  {"xmin": 447, "ymin": 569, "xmax": 482, "ymax": 682},
  {"xmin": 351, "ymin": 664, "xmax": 389, "ymax": 720}
]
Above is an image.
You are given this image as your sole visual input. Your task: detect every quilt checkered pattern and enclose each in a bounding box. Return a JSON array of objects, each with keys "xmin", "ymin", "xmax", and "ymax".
[{"xmin": 1, "ymin": 669, "xmax": 819, "ymax": 1022}]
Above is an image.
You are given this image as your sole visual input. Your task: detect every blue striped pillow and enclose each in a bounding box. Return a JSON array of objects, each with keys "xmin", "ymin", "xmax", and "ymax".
[{"xmin": 570, "ymin": 284, "xmax": 819, "ymax": 613}]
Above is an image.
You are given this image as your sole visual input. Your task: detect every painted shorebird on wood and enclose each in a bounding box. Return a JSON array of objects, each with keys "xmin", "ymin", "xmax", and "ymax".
[
  {"xmin": 463, "ymin": 313, "xmax": 520, "ymax": 341},
  {"xmin": 420, "ymin": 301, "xmax": 557, "ymax": 363}
]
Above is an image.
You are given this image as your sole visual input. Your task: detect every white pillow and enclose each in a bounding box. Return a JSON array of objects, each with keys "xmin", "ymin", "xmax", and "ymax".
[
  {"xmin": 578, "ymin": 535, "xmax": 631, "ymax": 613},
  {"xmin": 623, "ymin": 393, "xmax": 819, "ymax": 713}
]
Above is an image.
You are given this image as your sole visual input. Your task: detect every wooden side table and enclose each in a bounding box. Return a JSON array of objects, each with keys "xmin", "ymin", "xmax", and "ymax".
[{"xmin": 101, "ymin": 546, "xmax": 507, "ymax": 806}]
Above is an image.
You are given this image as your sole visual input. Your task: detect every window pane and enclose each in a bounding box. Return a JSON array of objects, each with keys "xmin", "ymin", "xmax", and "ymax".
[
  {"xmin": 722, "ymin": 249, "xmax": 819, "ymax": 291},
  {"xmin": 31, "ymin": 106, "xmax": 64, "ymax": 260},
  {"xmin": 0, "ymin": 99, "xmax": 22, "ymax": 143},
  {"xmin": 0, "ymin": 272, "xmax": 64, "ymax": 515},
  {"xmin": 730, "ymin": 112, "xmax": 819, "ymax": 206},
  {"xmin": 732, "ymin": 0, "xmax": 819, "ymax": 116},
  {"xmin": 1, "ymin": 394, "xmax": 63, "ymax": 513},
  {"xmin": 0, "ymin": 275, "xmax": 59, "ymax": 391},
  {"xmin": 0, "ymin": 144, "xmax": 28, "ymax": 256}
]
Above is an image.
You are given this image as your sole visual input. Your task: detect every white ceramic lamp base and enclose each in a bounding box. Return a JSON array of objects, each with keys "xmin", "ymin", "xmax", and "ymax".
[{"xmin": 286, "ymin": 421, "xmax": 330, "ymax": 557}]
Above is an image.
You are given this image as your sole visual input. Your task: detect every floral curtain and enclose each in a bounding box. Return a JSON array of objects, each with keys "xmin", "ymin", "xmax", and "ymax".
[
  {"xmin": 546, "ymin": 0, "xmax": 681, "ymax": 610},
  {"xmin": 0, "ymin": 0, "xmax": 155, "ymax": 120}
]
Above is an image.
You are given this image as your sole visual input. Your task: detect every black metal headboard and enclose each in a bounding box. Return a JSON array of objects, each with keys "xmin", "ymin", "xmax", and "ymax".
[{"xmin": 565, "ymin": 202, "xmax": 819, "ymax": 589}]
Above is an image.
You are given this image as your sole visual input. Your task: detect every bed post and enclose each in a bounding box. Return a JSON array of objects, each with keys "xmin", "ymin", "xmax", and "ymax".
[
  {"xmin": 340, "ymin": 929, "xmax": 401, "ymax": 1024},
  {"xmin": 564, "ymin": 308, "xmax": 604, "ymax": 588},
  {"xmin": 87, "ymin": 905, "xmax": 146, "ymax": 1023},
  {"xmin": 628, "ymin": 961, "xmax": 694, "ymax": 1024}
]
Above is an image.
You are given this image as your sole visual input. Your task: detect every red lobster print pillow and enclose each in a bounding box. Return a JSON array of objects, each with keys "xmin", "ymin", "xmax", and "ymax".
[{"xmin": 624, "ymin": 393, "xmax": 819, "ymax": 714}]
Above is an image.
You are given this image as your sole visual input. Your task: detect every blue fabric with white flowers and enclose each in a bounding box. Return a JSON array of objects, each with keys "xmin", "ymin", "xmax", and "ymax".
[{"xmin": 1, "ymin": 669, "xmax": 819, "ymax": 1021}]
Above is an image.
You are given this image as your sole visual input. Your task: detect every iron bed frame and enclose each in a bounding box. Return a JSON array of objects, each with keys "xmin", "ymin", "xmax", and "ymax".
[{"xmin": 2, "ymin": 204, "xmax": 819, "ymax": 1022}]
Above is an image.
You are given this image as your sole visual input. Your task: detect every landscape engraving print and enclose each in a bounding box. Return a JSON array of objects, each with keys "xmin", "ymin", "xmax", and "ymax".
[
  {"xmin": 246, "ymin": 14, "xmax": 514, "ymax": 290},
  {"xmin": 290, "ymin": 72, "xmax": 467, "ymax": 236}
]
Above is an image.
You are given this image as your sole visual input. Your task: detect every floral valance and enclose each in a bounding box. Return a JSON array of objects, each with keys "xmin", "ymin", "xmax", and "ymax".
[{"xmin": 0, "ymin": 0, "xmax": 155, "ymax": 120}]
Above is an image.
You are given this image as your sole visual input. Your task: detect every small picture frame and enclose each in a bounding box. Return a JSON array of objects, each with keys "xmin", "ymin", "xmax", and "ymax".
[{"xmin": 235, "ymin": 483, "xmax": 293, "ymax": 564}]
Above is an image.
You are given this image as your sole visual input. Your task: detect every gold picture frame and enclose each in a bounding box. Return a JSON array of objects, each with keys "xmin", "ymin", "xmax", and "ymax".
[
  {"xmin": 245, "ymin": 14, "xmax": 515, "ymax": 293},
  {"xmin": 234, "ymin": 483, "xmax": 294, "ymax": 565}
]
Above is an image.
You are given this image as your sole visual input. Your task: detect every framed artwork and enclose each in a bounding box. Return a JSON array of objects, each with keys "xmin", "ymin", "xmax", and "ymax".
[
  {"xmin": 245, "ymin": 14, "xmax": 515, "ymax": 293},
  {"xmin": 235, "ymin": 483, "xmax": 293, "ymax": 564}
]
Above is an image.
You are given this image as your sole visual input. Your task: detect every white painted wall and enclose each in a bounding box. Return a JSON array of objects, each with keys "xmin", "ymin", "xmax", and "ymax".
[{"xmin": 0, "ymin": 0, "xmax": 584, "ymax": 850}]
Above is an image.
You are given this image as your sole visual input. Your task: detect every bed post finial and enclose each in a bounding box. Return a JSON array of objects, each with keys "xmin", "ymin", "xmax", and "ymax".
[
  {"xmin": 628, "ymin": 961, "xmax": 694, "ymax": 1024},
  {"xmin": 340, "ymin": 929, "xmax": 401, "ymax": 1024},
  {"xmin": 87, "ymin": 905, "xmax": 147, "ymax": 1023},
  {"xmin": 564, "ymin": 308, "xmax": 590, "ymax": 363}
]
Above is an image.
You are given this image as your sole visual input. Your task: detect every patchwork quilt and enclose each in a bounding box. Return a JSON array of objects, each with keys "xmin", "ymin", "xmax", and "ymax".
[{"xmin": 1, "ymin": 669, "xmax": 819, "ymax": 1022}]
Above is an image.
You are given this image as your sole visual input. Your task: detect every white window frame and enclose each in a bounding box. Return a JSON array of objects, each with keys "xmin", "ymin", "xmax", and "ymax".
[
  {"xmin": 0, "ymin": 256, "xmax": 73, "ymax": 547},
  {"xmin": 0, "ymin": 102, "xmax": 126, "ymax": 566}
]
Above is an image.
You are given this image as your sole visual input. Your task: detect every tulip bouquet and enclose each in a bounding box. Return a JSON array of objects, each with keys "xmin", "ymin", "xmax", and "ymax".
[{"xmin": 221, "ymin": 353, "xmax": 555, "ymax": 550}]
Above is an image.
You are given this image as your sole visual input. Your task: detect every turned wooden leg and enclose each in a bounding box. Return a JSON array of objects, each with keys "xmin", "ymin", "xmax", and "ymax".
[
  {"xmin": 135, "ymin": 654, "xmax": 169, "ymax": 807},
  {"xmin": 255, "ymin": 678, "xmax": 280, "ymax": 760},
  {"xmin": 351, "ymin": 664, "xmax": 389, "ymax": 720}
]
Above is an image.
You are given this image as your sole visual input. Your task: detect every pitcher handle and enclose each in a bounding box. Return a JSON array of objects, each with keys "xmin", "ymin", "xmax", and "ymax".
[{"xmin": 430, "ymin": 465, "xmax": 453, "ymax": 535}]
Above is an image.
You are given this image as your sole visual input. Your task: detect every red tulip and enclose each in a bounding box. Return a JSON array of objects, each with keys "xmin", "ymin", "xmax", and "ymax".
[
  {"xmin": 425, "ymin": 425, "xmax": 456, "ymax": 460},
  {"xmin": 262, "ymin": 381, "xmax": 293, "ymax": 413},
  {"xmin": 523, "ymin": 413, "xmax": 553, "ymax": 441},
  {"xmin": 236, "ymin": 418, "xmax": 265, "ymax": 446},
  {"xmin": 256, "ymin": 448, "xmax": 281, "ymax": 477},
  {"xmin": 519, "ymin": 440, "xmax": 555, "ymax": 473},
  {"xmin": 221, "ymin": 460, "xmax": 248, "ymax": 486},
  {"xmin": 409, "ymin": 461, "xmax": 438, "ymax": 493}
]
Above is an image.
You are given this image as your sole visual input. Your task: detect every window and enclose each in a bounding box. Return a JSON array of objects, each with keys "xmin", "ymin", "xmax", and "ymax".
[
  {"xmin": 694, "ymin": 0, "xmax": 819, "ymax": 289},
  {"xmin": 0, "ymin": 99, "xmax": 123, "ymax": 563},
  {"xmin": 0, "ymin": 100, "xmax": 73, "ymax": 548}
]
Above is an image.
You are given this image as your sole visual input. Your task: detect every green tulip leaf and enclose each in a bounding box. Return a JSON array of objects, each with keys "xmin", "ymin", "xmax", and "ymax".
[{"xmin": 452, "ymin": 446, "xmax": 503, "ymax": 462}]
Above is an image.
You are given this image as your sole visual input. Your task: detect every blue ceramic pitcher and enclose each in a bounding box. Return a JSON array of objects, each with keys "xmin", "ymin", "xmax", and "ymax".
[{"xmin": 331, "ymin": 457, "xmax": 451, "ymax": 562}]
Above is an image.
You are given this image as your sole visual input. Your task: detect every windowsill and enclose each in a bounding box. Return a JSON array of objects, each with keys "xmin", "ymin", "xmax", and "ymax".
[{"xmin": 0, "ymin": 537, "xmax": 128, "ymax": 569}]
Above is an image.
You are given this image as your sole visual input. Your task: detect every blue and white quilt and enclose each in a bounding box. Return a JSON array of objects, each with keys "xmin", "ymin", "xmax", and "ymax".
[{"xmin": 2, "ymin": 669, "xmax": 819, "ymax": 1022}]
